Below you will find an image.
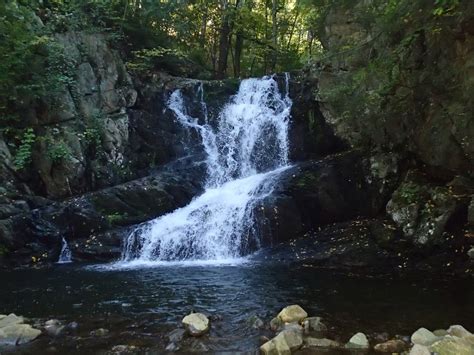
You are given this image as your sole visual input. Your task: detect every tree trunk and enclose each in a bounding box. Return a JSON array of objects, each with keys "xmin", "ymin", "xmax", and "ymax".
[
  {"xmin": 270, "ymin": 0, "xmax": 278, "ymax": 72},
  {"xmin": 216, "ymin": 0, "xmax": 231, "ymax": 79},
  {"xmin": 233, "ymin": 0, "xmax": 245, "ymax": 77}
]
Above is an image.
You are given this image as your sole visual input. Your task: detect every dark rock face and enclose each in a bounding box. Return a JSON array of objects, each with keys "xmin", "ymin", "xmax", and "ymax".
[
  {"xmin": 256, "ymin": 151, "xmax": 399, "ymax": 246},
  {"xmin": 0, "ymin": 158, "xmax": 205, "ymax": 266}
]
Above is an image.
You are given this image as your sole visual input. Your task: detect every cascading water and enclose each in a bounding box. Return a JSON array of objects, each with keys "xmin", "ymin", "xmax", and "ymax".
[
  {"xmin": 121, "ymin": 75, "xmax": 292, "ymax": 265},
  {"xmin": 57, "ymin": 237, "xmax": 72, "ymax": 264}
]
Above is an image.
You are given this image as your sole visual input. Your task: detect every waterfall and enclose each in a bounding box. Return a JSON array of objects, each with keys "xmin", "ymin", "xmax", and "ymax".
[
  {"xmin": 57, "ymin": 237, "xmax": 72, "ymax": 264},
  {"xmin": 121, "ymin": 75, "xmax": 292, "ymax": 264}
]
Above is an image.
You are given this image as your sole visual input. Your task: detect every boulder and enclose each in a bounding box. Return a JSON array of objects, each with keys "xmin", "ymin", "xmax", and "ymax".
[
  {"xmin": 270, "ymin": 317, "xmax": 282, "ymax": 331},
  {"xmin": 302, "ymin": 316, "xmax": 327, "ymax": 333},
  {"xmin": 182, "ymin": 313, "xmax": 210, "ymax": 337},
  {"xmin": 345, "ymin": 332, "xmax": 369, "ymax": 349},
  {"xmin": 167, "ymin": 328, "xmax": 186, "ymax": 343},
  {"xmin": 0, "ymin": 314, "xmax": 41, "ymax": 345},
  {"xmin": 411, "ymin": 328, "xmax": 439, "ymax": 346},
  {"xmin": 447, "ymin": 325, "xmax": 473, "ymax": 338},
  {"xmin": 433, "ymin": 329, "xmax": 449, "ymax": 337},
  {"xmin": 0, "ymin": 323, "xmax": 42, "ymax": 345},
  {"xmin": 409, "ymin": 344, "xmax": 431, "ymax": 355},
  {"xmin": 260, "ymin": 328, "xmax": 303, "ymax": 355},
  {"xmin": 277, "ymin": 305, "xmax": 308, "ymax": 324},
  {"xmin": 374, "ymin": 339, "xmax": 407, "ymax": 353},
  {"xmin": 430, "ymin": 335, "xmax": 474, "ymax": 355}
]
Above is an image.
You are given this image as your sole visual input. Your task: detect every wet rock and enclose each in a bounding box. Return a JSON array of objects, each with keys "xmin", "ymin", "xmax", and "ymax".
[
  {"xmin": 109, "ymin": 345, "xmax": 138, "ymax": 354},
  {"xmin": 270, "ymin": 317, "xmax": 283, "ymax": 331},
  {"xmin": 67, "ymin": 321, "xmax": 79, "ymax": 331},
  {"xmin": 259, "ymin": 336, "xmax": 270, "ymax": 345},
  {"xmin": 165, "ymin": 342, "xmax": 179, "ymax": 352},
  {"xmin": 468, "ymin": 247, "xmax": 474, "ymax": 259},
  {"xmin": 433, "ymin": 329, "xmax": 448, "ymax": 337},
  {"xmin": 248, "ymin": 315, "xmax": 264, "ymax": 329},
  {"xmin": 260, "ymin": 328, "xmax": 303, "ymax": 355},
  {"xmin": 304, "ymin": 337, "xmax": 340, "ymax": 348},
  {"xmin": 278, "ymin": 328, "xmax": 304, "ymax": 351},
  {"xmin": 189, "ymin": 339, "xmax": 209, "ymax": 352},
  {"xmin": 430, "ymin": 335, "xmax": 474, "ymax": 355},
  {"xmin": 167, "ymin": 328, "xmax": 186, "ymax": 343},
  {"xmin": 409, "ymin": 344, "xmax": 431, "ymax": 355},
  {"xmin": 374, "ymin": 339, "xmax": 407, "ymax": 353},
  {"xmin": 0, "ymin": 314, "xmax": 24, "ymax": 328},
  {"xmin": 90, "ymin": 328, "xmax": 109, "ymax": 337},
  {"xmin": 182, "ymin": 313, "xmax": 210, "ymax": 337},
  {"xmin": 411, "ymin": 327, "xmax": 439, "ymax": 346},
  {"xmin": 447, "ymin": 325, "xmax": 473, "ymax": 338},
  {"xmin": 44, "ymin": 319, "xmax": 65, "ymax": 337},
  {"xmin": 386, "ymin": 175, "xmax": 463, "ymax": 247},
  {"xmin": 277, "ymin": 305, "xmax": 308, "ymax": 324},
  {"xmin": 345, "ymin": 332, "xmax": 369, "ymax": 349},
  {"xmin": 0, "ymin": 314, "xmax": 41, "ymax": 345},
  {"xmin": 302, "ymin": 316, "xmax": 327, "ymax": 333}
]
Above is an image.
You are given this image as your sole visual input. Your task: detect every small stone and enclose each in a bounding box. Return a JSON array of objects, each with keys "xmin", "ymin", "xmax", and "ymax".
[
  {"xmin": 182, "ymin": 313, "xmax": 210, "ymax": 337},
  {"xmin": 67, "ymin": 321, "xmax": 79, "ymax": 331},
  {"xmin": 411, "ymin": 327, "xmax": 439, "ymax": 346},
  {"xmin": 167, "ymin": 328, "xmax": 186, "ymax": 343},
  {"xmin": 447, "ymin": 325, "xmax": 473, "ymax": 338},
  {"xmin": 44, "ymin": 319, "xmax": 65, "ymax": 337},
  {"xmin": 305, "ymin": 337, "xmax": 340, "ymax": 348},
  {"xmin": 110, "ymin": 345, "xmax": 138, "ymax": 354},
  {"xmin": 277, "ymin": 305, "xmax": 308, "ymax": 324},
  {"xmin": 248, "ymin": 315, "xmax": 264, "ymax": 329},
  {"xmin": 259, "ymin": 336, "xmax": 270, "ymax": 345},
  {"xmin": 409, "ymin": 344, "xmax": 431, "ymax": 355},
  {"xmin": 302, "ymin": 316, "xmax": 327, "ymax": 333},
  {"xmin": 90, "ymin": 328, "xmax": 109, "ymax": 337},
  {"xmin": 468, "ymin": 247, "xmax": 474, "ymax": 259},
  {"xmin": 345, "ymin": 332, "xmax": 369, "ymax": 349},
  {"xmin": 270, "ymin": 317, "xmax": 282, "ymax": 331},
  {"xmin": 374, "ymin": 339, "xmax": 407, "ymax": 353},
  {"xmin": 433, "ymin": 329, "xmax": 448, "ymax": 337},
  {"xmin": 165, "ymin": 342, "xmax": 179, "ymax": 352}
]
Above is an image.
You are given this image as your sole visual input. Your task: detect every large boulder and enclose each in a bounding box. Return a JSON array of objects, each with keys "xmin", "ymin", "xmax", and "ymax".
[
  {"xmin": 277, "ymin": 305, "xmax": 308, "ymax": 324},
  {"xmin": 182, "ymin": 313, "xmax": 210, "ymax": 337},
  {"xmin": 0, "ymin": 314, "xmax": 41, "ymax": 345}
]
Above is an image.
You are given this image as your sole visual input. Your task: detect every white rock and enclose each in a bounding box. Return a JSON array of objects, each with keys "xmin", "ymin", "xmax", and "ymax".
[
  {"xmin": 0, "ymin": 314, "xmax": 24, "ymax": 328},
  {"xmin": 411, "ymin": 327, "xmax": 439, "ymax": 346},
  {"xmin": 409, "ymin": 344, "xmax": 431, "ymax": 355},
  {"xmin": 277, "ymin": 305, "xmax": 308, "ymax": 323},
  {"xmin": 182, "ymin": 313, "xmax": 210, "ymax": 337},
  {"xmin": 345, "ymin": 332, "xmax": 369, "ymax": 349},
  {"xmin": 0, "ymin": 324, "xmax": 41, "ymax": 345},
  {"xmin": 447, "ymin": 325, "xmax": 473, "ymax": 338},
  {"xmin": 305, "ymin": 337, "xmax": 340, "ymax": 348}
]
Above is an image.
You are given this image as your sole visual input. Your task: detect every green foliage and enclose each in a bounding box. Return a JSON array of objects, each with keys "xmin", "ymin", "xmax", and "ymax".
[
  {"xmin": 47, "ymin": 140, "xmax": 71, "ymax": 163},
  {"xmin": 106, "ymin": 211, "xmax": 129, "ymax": 225},
  {"xmin": 399, "ymin": 182, "xmax": 423, "ymax": 204},
  {"xmin": 126, "ymin": 47, "xmax": 187, "ymax": 74},
  {"xmin": 13, "ymin": 128, "xmax": 36, "ymax": 170}
]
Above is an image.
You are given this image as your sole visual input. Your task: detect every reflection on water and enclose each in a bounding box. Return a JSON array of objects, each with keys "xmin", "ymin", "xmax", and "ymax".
[{"xmin": 0, "ymin": 262, "xmax": 472, "ymax": 353}]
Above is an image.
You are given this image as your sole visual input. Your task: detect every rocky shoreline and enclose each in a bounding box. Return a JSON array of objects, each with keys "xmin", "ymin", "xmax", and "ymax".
[{"xmin": 2, "ymin": 305, "xmax": 473, "ymax": 354}]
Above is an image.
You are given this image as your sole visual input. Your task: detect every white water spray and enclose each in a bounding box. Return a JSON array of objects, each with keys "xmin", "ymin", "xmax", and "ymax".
[
  {"xmin": 57, "ymin": 237, "xmax": 72, "ymax": 264},
  {"xmin": 121, "ymin": 75, "xmax": 292, "ymax": 264}
]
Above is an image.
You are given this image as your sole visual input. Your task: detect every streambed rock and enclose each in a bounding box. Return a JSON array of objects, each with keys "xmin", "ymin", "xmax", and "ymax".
[
  {"xmin": 304, "ymin": 337, "xmax": 340, "ymax": 348},
  {"xmin": 345, "ymin": 332, "xmax": 369, "ymax": 349},
  {"xmin": 277, "ymin": 305, "xmax": 308, "ymax": 324},
  {"xmin": 0, "ymin": 313, "xmax": 41, "ymax": 345},
  {"xmin": 374, "ymin": 339, "xmax": 407, "ymax": 353},
  {"xmin": 411, "ymin": 327, "xmax": 439, "ymax": 346},
  {"xmin": 182, "ymin": 313, "xmax": 210, "ymax": 337}
]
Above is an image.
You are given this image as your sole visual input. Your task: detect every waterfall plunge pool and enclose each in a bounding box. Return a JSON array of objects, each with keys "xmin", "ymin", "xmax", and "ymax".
[{"xmin": 0, "ymin": 261, "xmax": 472, "ymax": 354}]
